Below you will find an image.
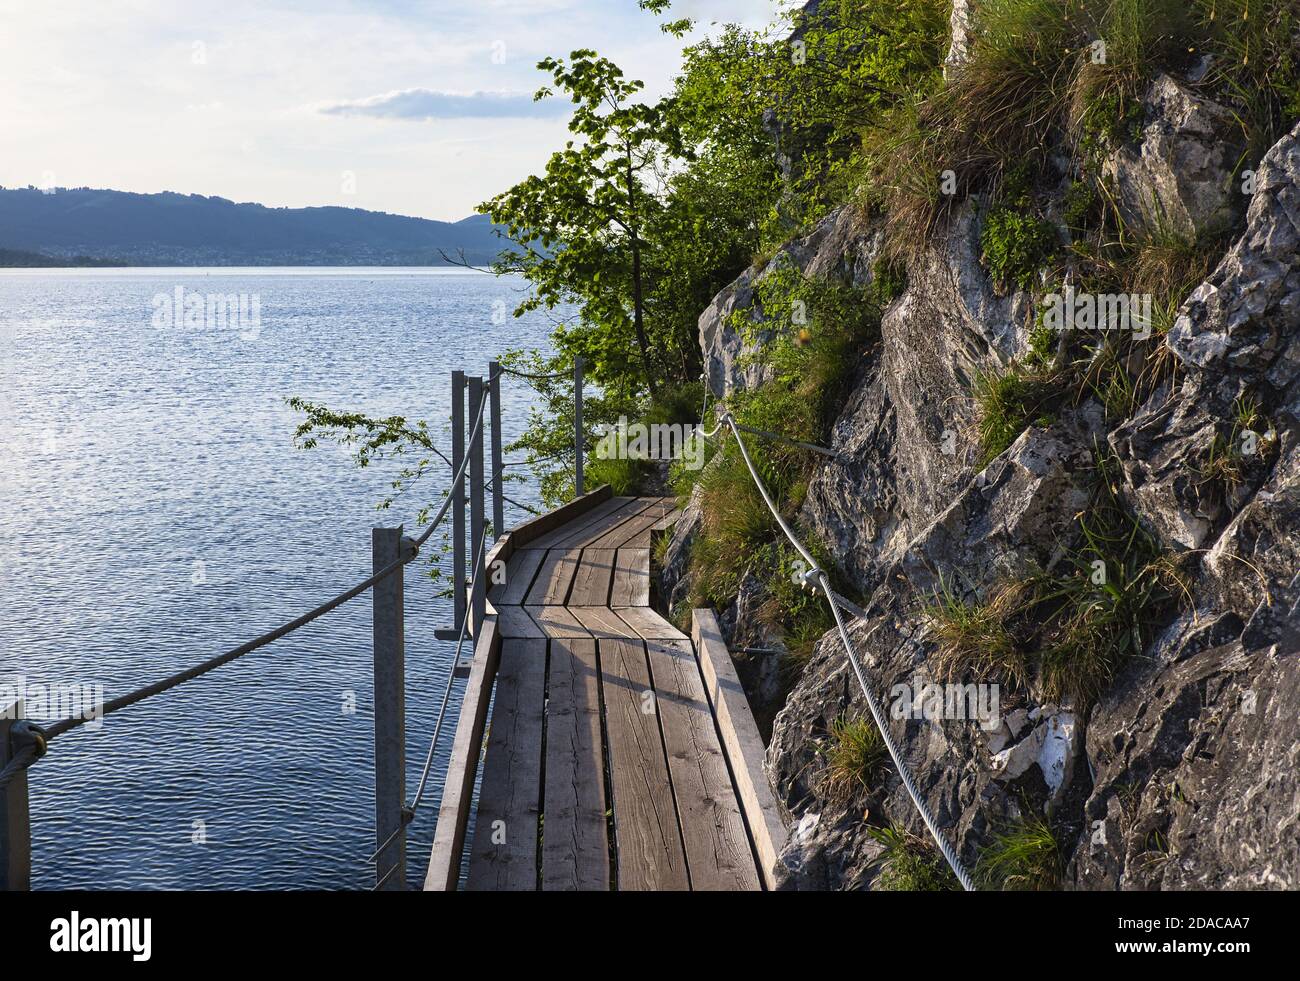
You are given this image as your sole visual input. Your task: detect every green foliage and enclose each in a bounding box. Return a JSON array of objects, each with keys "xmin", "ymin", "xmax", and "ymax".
[
  {"xmin": 728, "ymin": 261, "xmax": 880, "ymax": 444},
  {"xmin": 820, "ymin": 715, "xmax": 889, "ymax": 801},
  {"xmin": 585, "ymin": 455, "xmax": 650, "ymax": 497},
  {"xmin": 980, "ymin": 202, "xmax": 1059, "ymax": 291},
  {"xmin": 977, "ymin": 815, "xmax": 1063, "ymax": 890},
  {"xmin": 674, "ymin": 1, "xmax": 947, "ymax": 239},
  {"xmin": 479, "ymin": 0, "xmax": 1296, "ymax": 506},
  {"xmin": 871, "ymin": 0, "xmax": 1297, "ymax": 259},
  {"xmin": 869, "ymin": 256, "xmax": 908, "ymax": 305},
  {"xmin": 685, "ymin": 457, "xmax": 841, "ymax": 675},
  {"xmin": 1062, "ymin": 179, "xmax": 1102, "ymax": 234},
  {"xmin": 971, "ymin": 363, "xmax": 1063, "ymax": 466},
  {"xmin": 1070, "ymin": 0, "xmax": 1195, "ymax": 146},
  {"xmin": 1066, "ymin": 221, "xmax": 1223, "ymax": 423},
  {"xmin": 579, "ymin": 379, "xmax": 706, "ymax": 497},
  {"xmin": 484, "ymin": 0, "xmax": 947, "ymax": 410},
  {"xmin": 481, "ymin": 50, "xmax": 693, "ymax": 399},
  {"xmin": 496, "ymin": 349, "xmax": 640, "ymax": 507},
  {"xmin": 759, "ymin": 541, "xmax": 838, "ymax": 675},
  {"xmin": 866, "ymin": 0, "xmax": 1078, "ymax": 258},
  {"xmin": 284, "ymin": 398, "xmax": 504, "ymax": 597},
  {"xmin": 687, "ymin": 450, "xmax": 781, "ymax": 606},
  {"xmin": 1192, "ymin": 0, "xmax": 1300, "ymax": 151},
  {"xmin": 1034, "ymin": 471, "xmax": 1181, "ymax": 703},
  {"xmin": 867, "ymin": 823, "xmax": 963, "ymax": 891},
  {"xmin": 678, "ymin": 263, "xmax": 881, "ymax": 653}
]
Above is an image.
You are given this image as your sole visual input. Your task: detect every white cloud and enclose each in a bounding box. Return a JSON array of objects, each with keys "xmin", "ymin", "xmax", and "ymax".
[{"xmin": 0, "ymin": 0, "xmax": 782, "ymax": 220}]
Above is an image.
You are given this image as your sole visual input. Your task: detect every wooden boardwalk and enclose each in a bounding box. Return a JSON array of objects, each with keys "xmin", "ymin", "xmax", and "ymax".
[{"xmin": 425, "ymin": 489, "xmax": 787, "ymax": 892}]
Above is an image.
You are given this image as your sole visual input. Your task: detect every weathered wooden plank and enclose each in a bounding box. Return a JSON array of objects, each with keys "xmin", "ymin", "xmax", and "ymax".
[
  {"xmin": 425, "ymin": 618, "xmax": 501, "ymax": 891},
  {"xmin": 542, "ymin": 638, "xmax": 610, "ymax": 891},
  {"xmin": 467, "ymin": 638, "xmax": 547, "ymax": 891},
  {"xmin": 624, "ymin": 507, "xmax": 683, "ymax": 548},
  {"xmin": 529, "ymin": 605, "xmax": 591, "ymax": 639},
  {"xmin": 569, "ymin": 606, "xmax": 638, "ymax": 640},
  {"xmin": 522, "ymin": 495, "xmax": 634, "ymax": 550},
  {"xmin": 644, "ymin": 639, "xmax": 760, "ymax": 891},
  {"xmin": 482, "ymin": 533, "xmax": 514, "ymax": 587},
  {"xmin": 547, "ymin": 497, "xmax": 659, "ymax": 549},
  {"xmin": 692, "ymin": 609, "xmax": 788, "ymax": 889},
  {"xmin": 612, "ymin": 605, "xmax": 689, "ymax": 641},
  {"xmin": 652, "ymin": 507, "xmax": 683, "ymax": 531},
  {"xmin": 488, "ymin": 547, "xmax": 546, "ymax": 607},
  {"xmin": 567, "ymin": 548, "xmax": 616, "ymax": 606},
  {"xmin": 498, "ymin": 605, "xmax": 547, "ymax": 639},
  {"xmin": 598, "ymin": 637, "xmax": 689, "ymax": 891},
  {"xmin": 585, "ymin": 498, "xmax": 674, "ymax": 549},
  {"xmin": 524, "ymin": 547, "xmax": 582, "ymax": 606},
  {"xmin": 609, "ymin": 548, "xmax": 651, "ymax": 607},
  {"xmin": 508, "ymin": 484, "xmax": 612, "ymax": 548}
]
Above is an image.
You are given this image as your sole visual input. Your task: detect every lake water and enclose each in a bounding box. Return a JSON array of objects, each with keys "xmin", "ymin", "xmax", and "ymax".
[{"xmin": 0, "ymin": 267, "xmax": 557, "ymax": 889}]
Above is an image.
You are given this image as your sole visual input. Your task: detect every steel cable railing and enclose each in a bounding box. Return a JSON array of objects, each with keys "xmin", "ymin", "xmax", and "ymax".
[
  {"xmin": 0, "ymin": 364, "xmax": 582, "ymax": 890},
  {"xmin": 716, "ymin": 410, "xmax": 977, "ymax": 891},
  {"xmin": 28, "ymin": 391, "xmax": 490, "ymax": 750},
  {"xmin": 495, "ymin": 364, "xmax": 572, "ymax": 382}
]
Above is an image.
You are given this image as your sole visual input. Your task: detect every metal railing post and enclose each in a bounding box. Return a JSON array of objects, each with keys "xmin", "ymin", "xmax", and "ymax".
[
  {"xmin": 488, "ymin": 361, "xmax": 505, "ymax": 538},
  {"xmin": 371, "ymin": 528, "xmax": 407, "ymax": 891},
  {"xmin": 468, "ymin": 376, "xmax": 487, "ymax": 638},
  {"xmin": 574, "ymin": 356, "xmax": 585, "ymax": 497},
  {"xmin": 451, "ymin": 370, "xmax": 466, "ymax": 633},
  {"xmin": 0, "ymin": 700, "xmax": 31, "ymax": 891}
]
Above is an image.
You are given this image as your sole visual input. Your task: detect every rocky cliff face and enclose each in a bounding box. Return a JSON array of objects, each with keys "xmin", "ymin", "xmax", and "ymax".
[{"xmin": 668, "ymin": 56, "xmax": 1299, "ymax": 889}]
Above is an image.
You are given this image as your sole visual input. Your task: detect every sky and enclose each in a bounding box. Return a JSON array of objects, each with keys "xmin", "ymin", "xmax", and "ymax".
[{"xmin": 0, "ymin": 0, "xmax": 782, "ymax": 222}]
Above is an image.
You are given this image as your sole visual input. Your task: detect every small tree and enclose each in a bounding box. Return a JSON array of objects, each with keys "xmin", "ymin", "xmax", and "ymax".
[{"xmin": 482, "ymin": 50, "xmax": 694, "ymax": 399}]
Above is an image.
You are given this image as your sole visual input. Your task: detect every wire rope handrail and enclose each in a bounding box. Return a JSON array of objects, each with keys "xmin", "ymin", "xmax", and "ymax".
[
  {"xmin": 0, "ymin": 360, "xmax": 587, "ymax": 892},
  {"xmin": 715, "ymin": 410, "xmax": 977, "ymax": 892},
  {"xmin": 25, "ymin": 390, "xmax": 490, "ymax": 752}
]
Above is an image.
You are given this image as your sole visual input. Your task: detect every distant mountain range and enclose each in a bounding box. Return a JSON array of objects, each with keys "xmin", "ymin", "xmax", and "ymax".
[{"xmin": 0, "ymin": 186, "xmax": 513, "ymax": 266}]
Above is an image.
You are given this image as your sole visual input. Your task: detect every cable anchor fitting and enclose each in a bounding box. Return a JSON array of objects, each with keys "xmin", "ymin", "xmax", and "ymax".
[{"xmin": 11, "ymin": 720, "xmax": 48, "ymax": 760}]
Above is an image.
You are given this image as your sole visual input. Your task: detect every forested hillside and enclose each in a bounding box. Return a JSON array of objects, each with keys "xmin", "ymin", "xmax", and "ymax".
[{"xmin": 0, "ymin": 187, "xmax": 507, "ymax": 265}]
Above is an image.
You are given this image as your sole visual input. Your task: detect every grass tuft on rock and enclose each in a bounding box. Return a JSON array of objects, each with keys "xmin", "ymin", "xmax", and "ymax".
[
  {"xmin": 924, "ymin": 454, "xmax": 1189, "ymax": 705},
  {"xmin": 971, "ymin": 363, "xmax": 1063, "ymax": 466},
  {"xmin": 868, "ymin": 823, "xmax": 963, "ymax": 891},
  {"xmin": 926, "ymin": 575, "xmax": 1031, "ymax": 689},
  {"xmin": 820, "ymin": 715, "xmax": 889, "ymax": 802},
  {"xmin": 976, "ymin": 814, "xmax": 1063, "ymax": 890}
]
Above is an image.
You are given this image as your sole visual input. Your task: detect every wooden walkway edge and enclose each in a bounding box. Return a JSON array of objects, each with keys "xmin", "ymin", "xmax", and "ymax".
[{"xmin": 424, "ymin": 490, "xmax": 788, "ymax": 891}]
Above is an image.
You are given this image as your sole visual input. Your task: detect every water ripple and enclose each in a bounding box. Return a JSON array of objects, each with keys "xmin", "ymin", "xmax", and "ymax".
[{"xmin": 0, "ymin": 268, "xmax": 556, "ymax": 889}]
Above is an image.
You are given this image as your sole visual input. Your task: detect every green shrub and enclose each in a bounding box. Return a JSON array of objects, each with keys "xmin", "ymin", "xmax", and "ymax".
[
  {"xmin": 729, "ymin": 260, "xmax": 882, "ymax": 444},
  {"xmin": 980, "ymin": 203, "xmax": 1059, "ymax": 291},
  {"xmin": 1062, "ymin": 178, "xmax": 1102, "ymax": 233},
  {"xmin": 757, "ymin": 541, "xmax": 839, "ymax": 677}
]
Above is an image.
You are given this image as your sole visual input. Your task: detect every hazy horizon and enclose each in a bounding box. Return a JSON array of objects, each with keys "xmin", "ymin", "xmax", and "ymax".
[{"xmin": 0, "ymin": 0, "xmax": 781, "ymax": 223}]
